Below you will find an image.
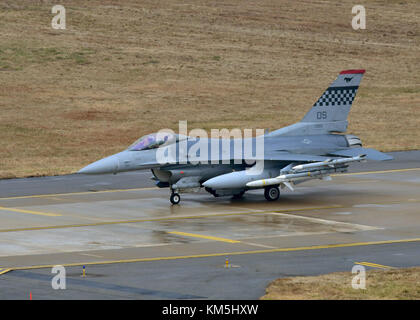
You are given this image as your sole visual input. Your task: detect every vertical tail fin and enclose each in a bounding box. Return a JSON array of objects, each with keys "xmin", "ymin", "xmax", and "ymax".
[
  {"xmin": 301, "ymin": 69, "xmax": 365, "ymax": 126},
  {"xmin": 267, "ymin": 69, "xmax": 365, "ymax": 137}
]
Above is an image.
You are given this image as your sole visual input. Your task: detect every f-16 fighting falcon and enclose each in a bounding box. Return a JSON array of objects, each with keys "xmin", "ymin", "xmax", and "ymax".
[{"xmin": 79, "ymin": 70, "xmax": 392, "ymax": 204}]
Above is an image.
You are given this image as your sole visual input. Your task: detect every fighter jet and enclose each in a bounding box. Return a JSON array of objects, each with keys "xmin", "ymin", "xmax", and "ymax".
[{"xmin": 79, "ymin": 70, "xmax": 392, "ymax": 204}]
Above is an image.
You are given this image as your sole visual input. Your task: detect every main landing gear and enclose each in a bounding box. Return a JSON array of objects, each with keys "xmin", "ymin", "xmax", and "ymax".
[
  {"xmin": 264, "ymin": 185, "xmax": 280, "ymax": 201},
  {"xmin": 169, "ymin": 186, "xmax": 279, "ymax": 204}
]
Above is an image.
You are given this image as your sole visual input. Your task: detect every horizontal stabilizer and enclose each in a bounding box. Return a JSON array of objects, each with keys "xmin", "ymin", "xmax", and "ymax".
[{"xmin": 329, "ymin": 147, "xmax": 393, "ymax": 161}]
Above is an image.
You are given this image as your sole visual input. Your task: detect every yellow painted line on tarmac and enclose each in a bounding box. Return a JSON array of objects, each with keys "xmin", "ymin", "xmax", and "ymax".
[
  {"xmin": 169, "ymin": 231, "xmax": 241, "ymax": 243},
  {"xmin": 355, "ymin": 261, "xmax": 394, "ymax": 269},
  {"xmin": 0, "ymin": 205, "xmax": 343, "ymax": 233},
  {"xmin": 333, "ymin": 167, "xmax": 420, "ymax": 177},
  {"xmin": 5, "ymin": 237, "xmax": 420, "ymax": 272},
  {"xmin": 0, "ymin": 206, "xmax": 62, "ymax": 217},
  {"xmin": 0, "ymin": 187, "xmax": 158, "ymax": 201},
  {"xmin": 0, "ymin": 268, "xmax": 12, "ymax": 275}
]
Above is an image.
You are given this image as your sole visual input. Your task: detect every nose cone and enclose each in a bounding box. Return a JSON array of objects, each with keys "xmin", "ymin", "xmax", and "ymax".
[{"xmin": 78, "ymin": 154, "xmax": 119, "ymax": 174}]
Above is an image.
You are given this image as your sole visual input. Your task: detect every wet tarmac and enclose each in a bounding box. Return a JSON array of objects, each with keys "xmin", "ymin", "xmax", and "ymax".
[{"xmin": 0, "ymin": 150, "xmax": 419, "ymax": 299}]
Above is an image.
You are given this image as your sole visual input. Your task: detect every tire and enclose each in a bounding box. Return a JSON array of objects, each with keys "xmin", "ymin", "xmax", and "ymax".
[
  {"xmin": 264, "ymin": 186, "xmax": 279, "ymax": 201},
  {"xmin": 170, "ymin": 192, "xmax": 181, "ymax": 205}
]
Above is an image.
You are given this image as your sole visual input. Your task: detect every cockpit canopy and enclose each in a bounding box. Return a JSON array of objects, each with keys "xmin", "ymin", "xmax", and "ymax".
[{"xmin": 128, "ymin": 132, "xmax": 186, "ymax": 151}]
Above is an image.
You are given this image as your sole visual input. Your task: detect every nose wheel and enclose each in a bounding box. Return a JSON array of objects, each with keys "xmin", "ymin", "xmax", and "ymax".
[
  {"xmin": 170, "ymin": 192, "xmax": 181, "ymax": 205},
  {"xmin": 264, "ymin": 186, "xmax": 280, "ymax": 201}
]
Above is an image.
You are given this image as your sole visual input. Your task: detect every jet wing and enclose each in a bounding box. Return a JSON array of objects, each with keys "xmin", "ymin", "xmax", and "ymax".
[
  {"xmin": 138, "ymin": 149, "xmax": 374, "ymax": 168},
  {"xmin": 185, "ymin": 150, "xmax": 337, "ymax": 163},
  {"xmin": 328, "ymin": 147, "xmax": 393, "ymax": 161},
  {"xmin": 257, "ymin": 151, "xmax": 335, "ymax": 162}
]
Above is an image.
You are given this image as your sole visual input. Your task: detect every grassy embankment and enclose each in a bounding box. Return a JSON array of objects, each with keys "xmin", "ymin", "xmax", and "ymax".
[
  {"xmin": 262, "ymin": 267, "xmax": 420, "ymax": 300},
  {"xmin": 0, "ymin": 0, "xmax": 418, "ymax": 178}
]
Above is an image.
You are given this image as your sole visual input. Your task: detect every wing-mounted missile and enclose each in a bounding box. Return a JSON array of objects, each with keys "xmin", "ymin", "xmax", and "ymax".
[
  {"xmin": 291, "ymin": 154, "xmax": 366, "ymax": 171},
  {"xmin": 246, "ymin": 155, "xmax": 366, "ymax": 190},
  {"xmin": 246, "ymin": 167, "xmax": 348, "ymax": 190}
]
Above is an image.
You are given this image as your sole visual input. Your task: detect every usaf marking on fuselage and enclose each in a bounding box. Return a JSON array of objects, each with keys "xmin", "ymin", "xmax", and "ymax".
[{"xmin": 79, "ymin": 70, "xmax": 392, "ymax": 204}]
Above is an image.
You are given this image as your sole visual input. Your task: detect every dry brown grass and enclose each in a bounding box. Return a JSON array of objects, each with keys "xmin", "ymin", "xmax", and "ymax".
[
  {"xmin": 0, "ymin": 0, "xmax": 419, "ymax": 178},
  {"xmin": 261, "ymin": 267, "xmax": 420, "ymax": 300}
]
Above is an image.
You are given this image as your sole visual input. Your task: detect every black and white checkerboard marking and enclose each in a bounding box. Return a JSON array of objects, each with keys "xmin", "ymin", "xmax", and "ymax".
[{"xmin": 313, "ymin": 86, "xmax": 358, "ymax": 107}]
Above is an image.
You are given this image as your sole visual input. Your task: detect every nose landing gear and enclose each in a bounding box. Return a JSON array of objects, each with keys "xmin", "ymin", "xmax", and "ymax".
[{"xmin": 170, "ymin": 191, "xmax": 181, "ymax": 205}]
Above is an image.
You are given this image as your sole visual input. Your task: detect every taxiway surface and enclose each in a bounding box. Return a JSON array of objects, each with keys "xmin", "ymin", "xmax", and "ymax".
[{"xmin": 0, "ymin": 151, "xmax": 419, "ymax": 299}]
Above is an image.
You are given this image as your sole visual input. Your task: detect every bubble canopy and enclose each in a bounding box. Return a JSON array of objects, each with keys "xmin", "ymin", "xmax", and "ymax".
[{"xmin": 128, "ymin": 132, "xmax": 184, "ymax": 151}]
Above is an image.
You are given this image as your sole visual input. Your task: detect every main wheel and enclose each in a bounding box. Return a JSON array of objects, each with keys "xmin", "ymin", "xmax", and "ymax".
[
  {"xmin": 170, "ymin": 192, "xmax": 181, "ymax": 205},
  {"xmin": 264, "ymin": 186, "xmax": 279, "ymax": 201}
]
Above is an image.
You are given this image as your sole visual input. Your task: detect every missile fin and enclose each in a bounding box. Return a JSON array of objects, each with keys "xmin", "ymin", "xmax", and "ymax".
[{"xmin": 282, "ymin": 181, "xmax": 294, "ymax": 191}]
